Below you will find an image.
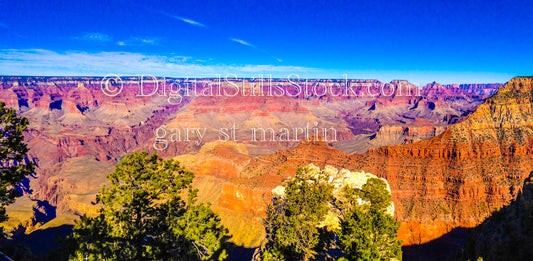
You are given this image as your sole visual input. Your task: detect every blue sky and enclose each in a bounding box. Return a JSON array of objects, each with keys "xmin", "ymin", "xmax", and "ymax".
[{"xmin": 0, "ymin": 0, "xmax": 532, "ymax": 84}]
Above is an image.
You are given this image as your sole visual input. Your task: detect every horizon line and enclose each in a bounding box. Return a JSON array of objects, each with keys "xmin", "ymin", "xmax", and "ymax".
[{"xmin": 0, "ymin": 75, "xmax": 509, "ymax": 86}]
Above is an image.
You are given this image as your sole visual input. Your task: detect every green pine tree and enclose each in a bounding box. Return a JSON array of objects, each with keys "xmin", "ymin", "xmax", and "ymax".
[
  {"xmin": 261, "ymin": 168, "xmax": 402, "ymax": 261},
  {"xmin": 67, "ymin": 151, "xmax": 230, "ymax": 261},
  {"xmin": 338, "ymin": 178, "xmax": 402, "ymax": 261},
  {"xmin": 0, "ymin": 101, "xmax": 34, "ymax": 232},
  {"xmin": 262, "ymin": 167, "xmax": 334, "ymax": 261},
  {"xmin": 356, "ymin": 178, "xmax": 391, "ymax": 212}
]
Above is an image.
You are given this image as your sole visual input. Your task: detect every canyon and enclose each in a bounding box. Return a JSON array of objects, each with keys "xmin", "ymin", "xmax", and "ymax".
[
  {"xmin": 174, "ymin": 77, "xmax": 533, "ymax": 257},
  {"xmin": 0, "ymin": 76, "xmax": 504, "ymax": 257}
]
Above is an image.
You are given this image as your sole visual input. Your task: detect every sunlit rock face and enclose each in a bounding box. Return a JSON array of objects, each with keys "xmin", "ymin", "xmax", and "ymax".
[{"xmin": 354, "ymin": 77, "xmax": 533, "ymax": 245}]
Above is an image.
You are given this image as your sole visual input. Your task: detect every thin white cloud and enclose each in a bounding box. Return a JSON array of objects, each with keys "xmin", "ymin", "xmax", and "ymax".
[
  {"xmin": 117, "ymin": 37, "xmax": 159, "ymax": 46},
  {"xmin": 177, "ymin": 16, "xmax": 206, "ymax": 27},
  {"xmin": 231, "ymin": 38, "xmax": 283, "ymax": 63},
  {"xmin": 136, "ymin": 5, "xmax": 281, "ymax": 63},
  {"xmin": 140, "ymin": 39, "xmax": 156, "ymax": 44},
  {"xmin": 75, "ymin": 34, "xmax": 158, "ymax": 46},
  {"xmin": 77, "ymin": 33, "xmax": 111, "ymax": 42},
  {"xmin": 0, "ymin": 49, "xmax": 313, "ymax": 77},
  {"xmin": 158, "ymin": 10, "xmax": 205, "ymax": 27},
  {"xmin": 231, "ymin": 38, "xmax": 254, "ymax": 47},
  {"xmin": 144, "ymin": 6, "xmax": 281, "ymax": 63},
  {"xmin": 130, "ymin": 37, "xmax": 159, "ymax": 45},
  {"xmin": 136, "ymin": 4, "xmax": 206, "ymax": 27}
]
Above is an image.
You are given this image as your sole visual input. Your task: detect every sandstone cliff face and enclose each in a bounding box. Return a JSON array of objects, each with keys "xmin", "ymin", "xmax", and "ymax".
[{"xmin": 358, "ymin": 77, "xmax": 533, "ymax": 245}]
